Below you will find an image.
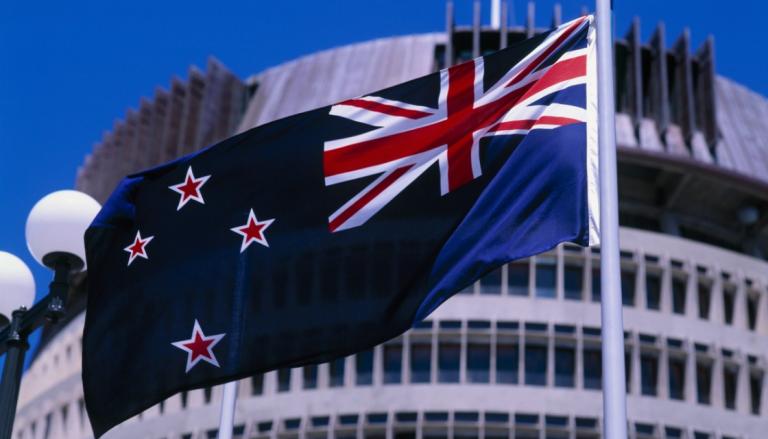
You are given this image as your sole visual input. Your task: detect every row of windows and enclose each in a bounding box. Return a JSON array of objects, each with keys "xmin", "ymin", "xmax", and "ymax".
[
  {"xmin": 227, "ymin": 321, "xmax": 765, "ymax": 416},
  {"xmin": 463, "ymin": 247, "xmax": 765, "ymax": 333},
  {"xmin": 169, "ymin": 410, "xmax": 745, "ymax": 439}
]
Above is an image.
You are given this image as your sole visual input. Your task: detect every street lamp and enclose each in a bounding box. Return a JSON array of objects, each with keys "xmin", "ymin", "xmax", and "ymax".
[{"xmin": 0, "ymin": 190, "xmax": 101, "ymax": 439}]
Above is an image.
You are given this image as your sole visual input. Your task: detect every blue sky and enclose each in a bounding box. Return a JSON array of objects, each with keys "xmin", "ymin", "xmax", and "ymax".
[{"xmin": 0, "ymin": 0, "xmax": 766, "ymax": 362}]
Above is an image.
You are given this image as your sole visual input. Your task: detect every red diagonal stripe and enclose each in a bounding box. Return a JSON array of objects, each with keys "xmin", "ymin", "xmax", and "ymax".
[
  {"xmin": 517, "ymin": 55, "xmax": 586, "ymax": 102},
  {"xmin": 339, "ymin": 99, "xmax": 433, "ymax": 119},
  {"xmin": 329, "ymin": 165, "xmax": 411, "ymax": 232}
]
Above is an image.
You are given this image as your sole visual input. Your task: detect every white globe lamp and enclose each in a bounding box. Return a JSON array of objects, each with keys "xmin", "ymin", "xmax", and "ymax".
[
  {"xmin": 0, "ymin": 251, "xmax": 35, "ymax": 326},
  {"xmin": 25, "ymin": 190, "xmax": 101, "ymax": 271}
]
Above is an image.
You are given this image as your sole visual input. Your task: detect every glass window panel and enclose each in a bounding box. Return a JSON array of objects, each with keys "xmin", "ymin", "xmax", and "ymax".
[
  {"xmin": 723, "ymin": 288, "xmax": 735, "ymax": 325},
  {"xmin": 672, "ymin": 277, "xmax": 686, "ymax": 314},
  {"xmin": 524, "ymin": 343, "xmax": 547, "ymax": 386},
  {"xmin": 747, "ymin": 295, "xmax": 759, "ymax": 331},
  {"xmin": 564, "ymin": 264, "xmax": 583, "ymax": 301},
  {"xmin": 329, "ymin": 358, "xmax": 345, "ymax": 387},
  {"xmin": 277, "ymin": 368, "xmax": 291, "ymax": 392},
  {"xmin": 621, "ymin": 270, "xmax": 635, "ymax": 306},
  {"xmin": 724, "ymin": 367, "xmax": 737, "ymax": 410},
  {"xmin": 251, "ymin": 374, "xmax": 264, "ymax": 395},
  {"xmin": 496, "ymin": 342, "xmax": 519, "ymax": 384},
  {"xmin": 356, "ymin": 349, "xmax": 373, "ymax": 385},
  {"xmin": 698, "ymin": 282, "xmax": 711, "ymax": 319},
  {"xmin": 625, "ymin": 350, "xmax": 632, "ymax": 392},
  {"xmin": 750, "ymin": 372, "xmax": 763, "ymax": 415},
  {"xmin": 481, "ymin": 267, "xmax": 502, "ymax": 295},
  {"xmin": 383, "ymin": 344, "xmax": 402, "ymax": 384},
  {"xmin": 563, "ymin": 264, "xmax": 584, "ymax": 300},
  {"xmin": 668, "ymin": 357, "xmax": 685, "ymax": 400},
  {"xmin": 508, "ymin": 262, "xmax": 529, "ymax": 296},
  {"xmin": 555, "ymin": 345, "xmax": 575, "ymax": 388},
  {"xmin": 583, "ymin": 347, "xmax": 602, "ymax": 389},
  {"xmin": 536, "ymin": 261, "xmax": 556, "ymax": 298},
  {"xmin": 303, "ymin": 365, "xmax": 318, "ymax": 389},
  {"xmin": 696, "ymin": 361, "xmax": 712, "ymax": 405},
  {"xmin": 645, "ymin": 273, "xmax": 661, "ymax": 310},
  {"xmin": 395, "ymin": 432, "xmax": 416, "ymax": 439},
  {"xmin": 410, "ymin": 342, "xmax": 431, "ymax": 383},
  {"xmin": 591, "ymin": 267, "xmax": 601, "ymax": 302},
  {"xmin": 438, "ymin": 341, "xmax": 460, "ymax": 383},
  {"xmin": 640, "ymin": 354, "xmax": 658, "ymax": 396},
  {"xmin": 467, "ymin": 342, "xmax": 490, "ymax": 383}
]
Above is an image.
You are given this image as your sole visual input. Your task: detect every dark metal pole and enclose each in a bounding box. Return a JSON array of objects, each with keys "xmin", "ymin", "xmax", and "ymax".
[
  {"xmin": 0, "ymin": 255, "xmax": 74, "ymax": 439},
  {"xmin": 0, "ymin": 310, "xmax": 28, "ymax": 439}
]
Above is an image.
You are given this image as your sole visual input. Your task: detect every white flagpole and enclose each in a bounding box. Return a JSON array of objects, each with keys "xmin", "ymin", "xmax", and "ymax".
[
  {"xmin": 217, "ymin": 381, "xmax": 239, "ymax": 439},
  {"xmin": 595, "ymin": 0, "xmax": 628, "ymax": 438}
]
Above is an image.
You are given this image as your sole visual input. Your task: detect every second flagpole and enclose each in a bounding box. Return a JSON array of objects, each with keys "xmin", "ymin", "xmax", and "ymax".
[
  {"xmin": 595, "ymin": 0, "xmax": 629, "ymax": 438},
  {"xmin": 217, "ymin": 381, "xmax": 239, "ymax": 439}
]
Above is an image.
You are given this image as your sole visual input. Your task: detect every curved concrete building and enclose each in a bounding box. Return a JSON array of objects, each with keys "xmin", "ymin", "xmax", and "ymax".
[{"xmin": 11, "ymin": 3, "xmax": 768, "ymax": 439}]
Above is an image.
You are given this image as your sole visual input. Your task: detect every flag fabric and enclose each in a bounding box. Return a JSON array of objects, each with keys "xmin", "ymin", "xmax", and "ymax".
[{"xmin": 82, "ymin": 16, "xmax": 598, "ymax": 437}]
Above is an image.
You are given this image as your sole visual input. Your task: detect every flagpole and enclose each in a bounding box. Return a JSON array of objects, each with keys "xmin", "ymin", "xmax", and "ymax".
[
  {"xmin": 595, "ymin": 0, "xmax": 628, "ymax": 439},
  {"xmin": 216, "ymin": 381, "xmax": 238, "ymax": 439}
]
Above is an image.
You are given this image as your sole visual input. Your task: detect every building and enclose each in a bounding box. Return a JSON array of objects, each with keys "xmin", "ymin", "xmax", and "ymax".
[{"xmin": 11, "ymin": 2, "xmax": 768, "ymax": 439}]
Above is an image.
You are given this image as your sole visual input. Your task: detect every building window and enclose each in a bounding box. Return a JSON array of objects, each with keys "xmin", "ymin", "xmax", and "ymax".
[
  {"xmin": 203, "ymin": 387, "xmax": 212, "ymax": 403},
  {"xmin": 747, "ymin": 293, "xmax": 759, "ymax": 331},
  {"xmin": 583, "ymin": 345, "xmax": 602, "ymax": 389},
  {"xmin": 330, "ymin": 357, "xmax": 346, "ymax": 387},
  {"xmin": 564, "ymin": 263, "xmax": 583, "ymax": 300},
  {"xmin": 535, "ymin": 258, "xmax": 556, "ymax": 298},
  {"xmin": 410, "ymin": 341, "xmax": 431, "ymax": 383},
  {"xmin": 645, "ymin": 272, "xmax": 661, "ymax": 311},
  {"xmin": 555, "ymin": 344, "xmax": 576, "ymax": 388},
  {"xmin": 356, "ymin": 349, "xmax": 374, "ymax": 385},
  {"xmin": 591, "ymin": 267, "xmax": 601, "ymax": 302},
  {"xmin": 625, "ymin": 349, "xmax": 632, "ymax": 392},
  {"xmin": 508, "ymin": 262, "xmax": 529, "ymax": 296},
  {"xmin": 251, "ymin": 374, "xmax": 264, "ymax": 395},
  {"xmin": 621, "ymin": 269, "xmax": 636, "ymax": 306},
  {"xmin": 696, "ymin": 361, "xmax": 712, "ymax": 405},
  {"xmin": 697, "ymin": 282, "xmax": 711, "ymax": 319},
  {"xmin": 180, "ymin": 391, "xmax": 188, "ymax": 409},
  {"xmin": 525, "ymin": 343, "xmax": 548, "ymax": 386},
  {"xmin": 723, "ymin": 366, "xmax": 738, "ymax": 410},
  {"xmin": 383, "ymin": 344, "xmax": 402, "ymax": 384},
  {"xmin": 438, "ymin": 341, "xmax": 460, "ymax": 383},
  {"xmin": 303, "ymin": 365, "xmax": 318, "ymax": 389},
  {"xmin": 672, "ymin": 277, "xmax": 686, "ymax": 314},
  {"xmin": 723, "ymin": 287, "xmax": 735, "ymax": 325},
  {"xmin": 496, "ymin": 339, "xmax": 519, "ymax": 384},
  {"xmin": 467, "ymin": 342, "xmax": 490, "ymax": 383},
  {"xmin": 640, "ymin": 352, "xmax": 658, "ymax": 396},
  {"xmin": 668, "ymin": 356, "xmax": 685, "ymax": 400},
  {"xmin": 278, "ymin": 368, "xmax": 291, "ymax": 392},
  {"xmin": 750, "ymin": 371, "xmax": 763, "ymax": 415},
  {"xmin": 481, "ymin": 267, "xmax": 502, "ymax": 295}
]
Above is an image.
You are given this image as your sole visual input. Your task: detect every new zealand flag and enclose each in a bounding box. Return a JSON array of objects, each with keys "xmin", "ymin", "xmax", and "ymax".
[{"xmin": 83, "ymin": 16, "xmax": 599, "ymax": 437}]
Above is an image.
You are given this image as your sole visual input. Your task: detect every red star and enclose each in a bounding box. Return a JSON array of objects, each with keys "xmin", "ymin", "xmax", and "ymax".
[
  {"xmin": 171, "ymin": 320, "xmax": 225, "ymax": 373},
  {"xmin": 231, "ymin": 209, "xmax": 275, "ymax": 252},
  {"xmin": 169, "ymin": 166, "xmax": 210, "ymax": 210},
  {"xmin": 123, "ymin": 231, "xmax": 154, "ymax": 266}
]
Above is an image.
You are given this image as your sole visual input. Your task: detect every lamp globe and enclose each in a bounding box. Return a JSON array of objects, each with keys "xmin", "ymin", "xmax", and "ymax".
[
  {"xmin": 25, "ymin": 190, "xmax": 101, "ymax": 271},
  {"xmin": 0, "ymin": 251, "xmax": 35, "ymax": 325}
]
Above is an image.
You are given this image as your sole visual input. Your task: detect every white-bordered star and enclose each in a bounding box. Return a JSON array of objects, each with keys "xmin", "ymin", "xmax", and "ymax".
[
  {"xmin": 123, "ymin": 231, "xmax": 154, "ymax": 266},
  {"xmin": 168, "ymin": 166, "xmax": 211, "ymax": 210},
  {"xmin": 230, "ymin": 209, "xmax": 275, "ymax": 252},
  {"xmin": 171, "ymin": 320, "xmax": 226, "ymax": 373}
]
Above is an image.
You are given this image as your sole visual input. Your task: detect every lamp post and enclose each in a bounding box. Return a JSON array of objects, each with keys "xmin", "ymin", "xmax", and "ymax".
[{"xmin": 0, "ymin": 190, "xmax": 101, "ymax": 439}]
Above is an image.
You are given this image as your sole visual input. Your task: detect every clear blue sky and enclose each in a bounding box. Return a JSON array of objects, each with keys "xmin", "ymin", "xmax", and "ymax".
[{"xmin": 0, "ymin": 0, "xmax": 765, "ymax": 362}]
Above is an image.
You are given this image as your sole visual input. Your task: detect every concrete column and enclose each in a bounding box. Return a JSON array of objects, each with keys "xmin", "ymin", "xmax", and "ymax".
[
  {"xmin": 762, "ymin": 369, "xmax": 768, "ymax": 417},
  {"xmin": 711, "ymin": 354, "xmax": 724, "ymax": 410},
  {"xmin": 547, "ymin": 332, "xmax": 555, "ymax": 387},
  {"xmin": 460, "ymin": 327, "xmax": 468, "ymax": 384},
  {"xmin": 737, "ymin": 360, "xmax": 751, "ymax": 414},
  {"xmin": 403, "ymin": 333, "xmax": 411, "ymax": 384},
  {"xmin": 576, "ymin": 330, "xmax": 584, "ymax": 389},
  {"xmin": 556, "ymin": 245, "xmax": 564, "ymax": 300},
  {"xmin": 529, "ymin": 256, "xmax": 537, "ymax": 297},
  {"xmin": 660, "ymin": 258, "xmax": 672, "ymax": 314},
  {"xmin": 756, "ymin": 285, "xmax": 768, "ymax": 335},
  {"xmin": 372, "ymin": 346, "xmax": 383, "ymax": 387},
  {"xmin": 431, "ymin": 326, "xmax": 439, "ymax": 384},
  {"xmin": 710, "ymin": 270, "xmax": 725, "ymax": 326},
  {"xmin": 345, "ymin": 355, "xmax": 354, "ymax": 387},
  {"xmin": 684, "ymin": 342, "xmax": 697, "ymax": 403},
  {"xmin": 684, "ymin": 265, "xmax": 696, "ymax": 317},
  {"xmin": 732, "ymin": 274, "xmax": 748, "ymax": 330},
  {"xmin": 636, "ymin": 255, "xmax": 647, "ymax": 310},
  {"xmin": 490, "ymin": 326, "xmax": 498, "ymax": 384},
  {"xmin": 658, "ymin": 343, "xmax": 669, "ymax": 399},
  {"xmin": 188, "ymin": 388, "xmax": 205, "ymax": 408},
  {"xmin": 632, "ymin": 334, "xmax": 641, "ymax": 396}
]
